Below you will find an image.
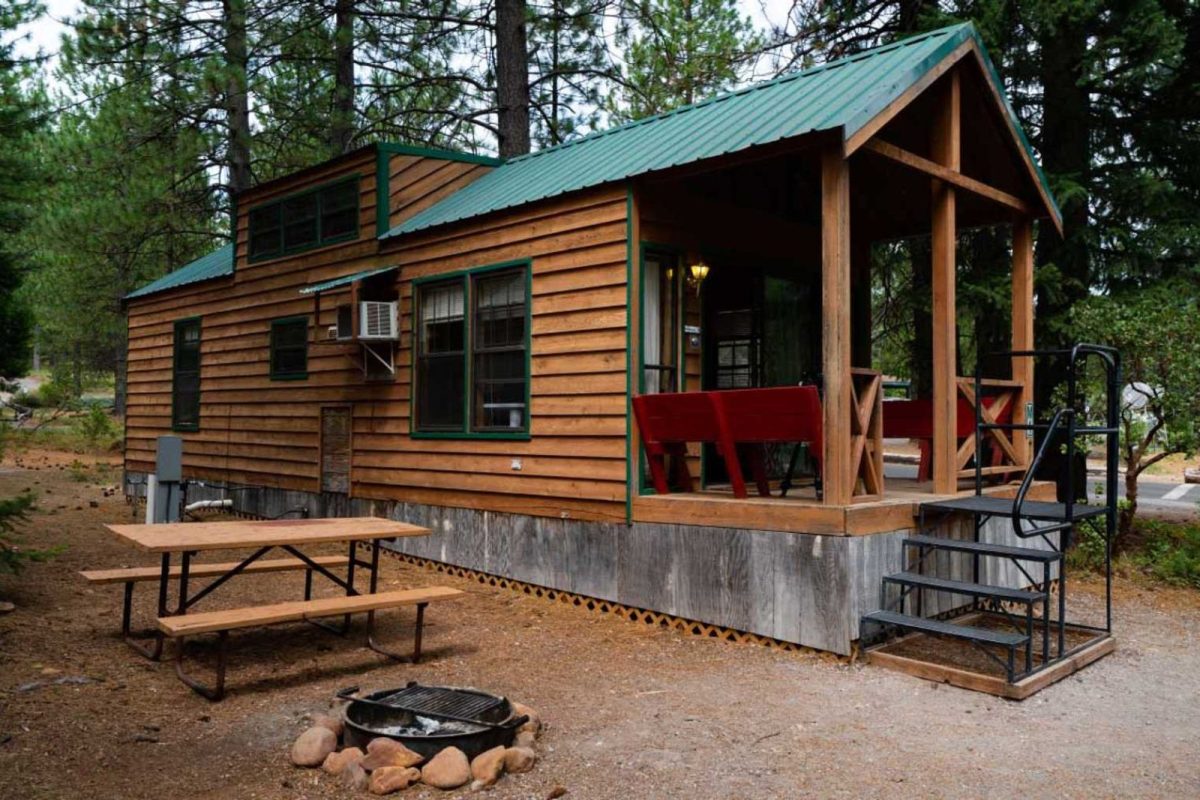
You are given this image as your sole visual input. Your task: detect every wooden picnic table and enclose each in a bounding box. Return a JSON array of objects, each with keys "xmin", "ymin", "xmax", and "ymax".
[{"xmin": 103, "ymin": 517, "xmax": 430, "ymax": 661}]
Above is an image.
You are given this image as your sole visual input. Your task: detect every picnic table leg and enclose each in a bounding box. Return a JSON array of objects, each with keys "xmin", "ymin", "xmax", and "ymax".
[
  {"xmin": 343, "ymin": 540, "xmax": 358, "ymax": 631},
  {"xmin": 365, "ymin": 537, "xmax": 382, "ymax": 644},
  {"xmin": 367, "ymin": 601, "xmax": 426, "ymax": 664},
  {"xmin": 124, "ymin": 553, "xmax": 169, "ymax": 661},
  {"xmin": 176, "ymin": 550, "xmax": 193, "ymax": 615},
  {"xmin": 174, "ymin": 631, "xmax": 228, "ymax": 701}
]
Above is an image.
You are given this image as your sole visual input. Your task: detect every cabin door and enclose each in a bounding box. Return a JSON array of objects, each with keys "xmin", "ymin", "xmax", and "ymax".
[{"xmin": 320, "ymin": 406, "xmax": 352, "ymax": 494}]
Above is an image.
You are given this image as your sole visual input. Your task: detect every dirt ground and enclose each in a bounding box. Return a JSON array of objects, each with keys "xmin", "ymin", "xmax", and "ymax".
[{"xmin": 2, "ymin": 452, "xmax": 1199, "ymax": 800}]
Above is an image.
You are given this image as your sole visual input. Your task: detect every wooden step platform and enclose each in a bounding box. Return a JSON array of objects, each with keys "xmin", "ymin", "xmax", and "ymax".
[{"xmin": 865, "ymin": 613, "xmax": 1115, "ymax": 700}]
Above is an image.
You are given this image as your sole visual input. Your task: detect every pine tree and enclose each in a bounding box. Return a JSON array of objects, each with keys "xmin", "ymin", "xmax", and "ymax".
[
  {"xmin": 0, "ymin": 1, "xmax": 42, "ymax": 379},
  {"xmin": 609, "ymin": 0, "xmax": 763, "ymax": 122}
]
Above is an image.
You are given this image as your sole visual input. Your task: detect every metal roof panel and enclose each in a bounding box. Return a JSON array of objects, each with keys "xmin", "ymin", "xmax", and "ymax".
[
  {"xmin": 125, "ymin": 244, "xmax": 234, "ymax": 300},
  {"xmin": 383, "ymin": 23, "xmax": 1017, "ymax": 239}
]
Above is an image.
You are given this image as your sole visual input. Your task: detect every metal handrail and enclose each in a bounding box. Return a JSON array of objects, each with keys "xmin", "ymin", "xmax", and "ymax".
[{"xmin": 1011, "ymin": 406, "xmax": 1075, "ymax": 538}]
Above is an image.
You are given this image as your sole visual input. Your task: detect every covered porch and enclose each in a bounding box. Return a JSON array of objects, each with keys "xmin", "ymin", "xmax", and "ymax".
[{"xmin": 627, "ymin": 52, "xmax": 1059, "ymax": 534}]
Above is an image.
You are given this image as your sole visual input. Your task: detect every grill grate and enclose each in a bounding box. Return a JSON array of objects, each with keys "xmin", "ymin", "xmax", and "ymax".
[{"xmin": 376, "ymin": 684, "xmax": 504, "ymax": 722}]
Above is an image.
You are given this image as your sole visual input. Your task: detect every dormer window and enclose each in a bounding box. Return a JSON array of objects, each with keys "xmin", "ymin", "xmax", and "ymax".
[{"xmin": 248, "ymin": 176, "xmax": 360, "ymax": 261}]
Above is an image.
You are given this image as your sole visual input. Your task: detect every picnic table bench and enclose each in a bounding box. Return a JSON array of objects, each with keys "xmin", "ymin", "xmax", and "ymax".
[{"xmin": 95, "ymin": 517, "xmax": 461, "ymax": 700}]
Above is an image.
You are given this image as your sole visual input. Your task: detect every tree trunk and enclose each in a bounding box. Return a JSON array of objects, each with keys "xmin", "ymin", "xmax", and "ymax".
[
  {"xmin": 72, "ymin": 341, "xmax": 83, "ymax": 398},
  {"xmin": 1032, "ymin": 15, "xmax": 1090, "ymax": 496},
  {"xmin": 1033, "ymin": 15, "xmax": 1090, "ymax": 409},
  {"xmin": 330, "ymin": 0, "xmax": 356, "ymax": 156},
  {"xmin": 223, "ymin": 0, "xmax": 252, "ymax": 197},
  {"xmin": 495, "ymin": 0, "xmax": 531, "ymax": 157},
  {"xmin": 1117, "ymin": 466, "xmax": 1139, "ymax": 548}
]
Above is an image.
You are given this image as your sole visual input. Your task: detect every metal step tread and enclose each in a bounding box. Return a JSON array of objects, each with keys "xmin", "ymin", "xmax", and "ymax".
[
  {"xmin": 904, "ymin": 534, "xmax": 1061, "ymax": 563},
  {"xmin": 862, "ymin": 609, "xmax": 1028, "ymax": 647},
  {"xmin": 921, "ymin": 495, "xmax": 1107, "ymax": 521},
  {"xmin": 884, "ymin": 571, "xmax": 1045, "ymax": 603}
]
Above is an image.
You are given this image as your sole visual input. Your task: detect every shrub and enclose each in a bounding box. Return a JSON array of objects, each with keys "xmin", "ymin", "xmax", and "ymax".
[
  {"xmin": 73, "ymin": 404, "xmax": 117, "ymax": 447},
  {"xmin": 1, "ymin": 492, "xmax": 61, "ymax": 575},
  {"xmin": 1132, "ymin": 519, "xmax": 1200, "ymax": 589}
]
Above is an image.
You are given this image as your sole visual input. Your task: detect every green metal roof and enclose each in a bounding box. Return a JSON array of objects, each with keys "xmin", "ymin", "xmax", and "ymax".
[
  {"xmin": 299, "ymin": 265, "xmax": 398, "ymax": 294},
  {"xmin": 125, "ymin": 244, "xmax": 234, "ymax": 300},
  {"xmin": 383, "ymin": 22, "xmax": 1058, "ymax": 239}
]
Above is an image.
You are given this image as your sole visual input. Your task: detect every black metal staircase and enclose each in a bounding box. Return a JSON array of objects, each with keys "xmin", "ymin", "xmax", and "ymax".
[{"xmin": 861, "ymin": 344, "xmax": 1120, "ymax": 684}]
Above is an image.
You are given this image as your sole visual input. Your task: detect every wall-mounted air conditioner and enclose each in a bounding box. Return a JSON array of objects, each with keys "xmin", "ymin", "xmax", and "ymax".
[{"xmin": 359, "ymin": 301, "xmax": 399, "ymax": 340}]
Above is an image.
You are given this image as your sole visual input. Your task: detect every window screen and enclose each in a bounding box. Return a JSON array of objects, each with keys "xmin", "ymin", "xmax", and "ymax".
[
  {"xmin": 270, "ymin": 317, "xmax": 309, "ymax": 379},
  {"xmin": 413, "ymin": 265, "xmax": 530, "ymax": 436},
  {"xmin": 472, "ymin": 270, "xmax": 527, "ymax": 431},
  {"xmin": 248, "ymin": 177, "xmax": 358, "ymax": 260},
  {"xmin": 282, "ymin": 192, "xmax": 318, "ymax": 251},
  {"xmin": 320, "ymin": 180, "xmax": 358, "ymax": 241},
  {"xmin": 248, "ymin": 205, "xmax": 282, "ymax": 259},
  {"xmin": 172, "ymin": 318, "xmax": 202, "ymax": 430},
  {"xmin": 415, "ymin": 280, "xmax": 466, "ymax": 431}
]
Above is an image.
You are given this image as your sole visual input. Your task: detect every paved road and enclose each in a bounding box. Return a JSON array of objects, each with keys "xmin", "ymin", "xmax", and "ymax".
[
  {"xmin": 1088, "ymin": 476, "xmax": 1200, "ymax": 512},
  {"xmin": 884, "ymin": 461, "xmax": 1199, "ymax": 513}
]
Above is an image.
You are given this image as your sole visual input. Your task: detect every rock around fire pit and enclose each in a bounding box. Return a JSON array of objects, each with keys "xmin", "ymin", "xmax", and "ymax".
[{"xmin": 290, "ymin": 683, "xmax": 541, "ymax": 794}]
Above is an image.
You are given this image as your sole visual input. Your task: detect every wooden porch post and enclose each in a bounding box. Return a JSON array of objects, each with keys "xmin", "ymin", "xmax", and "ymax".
[
  {"xmin": 1011, "ymin": 217, "xmax": 1035, "ymax": 465},
  {"xmin": 930, "ymin": 70, "xmax": 960, "ymax": 494},
  {"xmin": 822, "ymin": 145, "xmax": 852, "ymax": 504}
]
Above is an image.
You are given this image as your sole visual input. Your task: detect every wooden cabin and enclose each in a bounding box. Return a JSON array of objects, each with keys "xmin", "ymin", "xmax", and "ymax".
[{"xmin": 124, "ymin": 23, "xmax": 1063, "ymax": 655}]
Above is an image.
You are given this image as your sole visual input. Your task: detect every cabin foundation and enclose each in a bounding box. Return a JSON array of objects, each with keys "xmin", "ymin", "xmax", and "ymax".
[{"xmin": 126, "ymin": 471, "xmax": 1057, "ymax": 655}]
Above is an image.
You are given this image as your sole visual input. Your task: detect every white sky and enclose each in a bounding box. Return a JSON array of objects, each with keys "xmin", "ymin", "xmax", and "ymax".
[{"xmin": 13, "ymin": 0, "xmax": 798, "ymax": 69}]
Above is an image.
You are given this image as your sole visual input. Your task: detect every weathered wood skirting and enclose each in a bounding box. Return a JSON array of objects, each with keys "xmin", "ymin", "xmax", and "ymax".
[{"xmin": 126, "ymin": 472, "xmax": 1056, "ymax": 656}]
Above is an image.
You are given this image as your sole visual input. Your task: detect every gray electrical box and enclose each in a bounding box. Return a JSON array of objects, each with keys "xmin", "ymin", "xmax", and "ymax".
[
  {"xmin": 156, "ymin": 435, "xmax": 183, "ymax": 482},
  {"xmin": 151, "ymin": 435, "xmax": 184, "ymax": 523}
]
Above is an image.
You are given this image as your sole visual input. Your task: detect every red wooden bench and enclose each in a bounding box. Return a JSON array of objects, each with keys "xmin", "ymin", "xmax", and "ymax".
[
  {"xmin": 633, "ymin": 386, "xmax": 823, "ymax": 499},
  {"xmin": 709, "ymin": 386, "xmax": 823, "ymax": 499},
  {"xmin": 631, "ymin": 391, "xmax": 722, "ymax": 495},
  {"xmin": 883, "ymin": 394, "xmax": 1014, "ymax": 482}
]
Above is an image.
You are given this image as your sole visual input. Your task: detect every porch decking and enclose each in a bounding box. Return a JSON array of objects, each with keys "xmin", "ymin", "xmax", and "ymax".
[{"xmin": 631, "ymin": 475, "xmax": 1058, "ymax": 536}]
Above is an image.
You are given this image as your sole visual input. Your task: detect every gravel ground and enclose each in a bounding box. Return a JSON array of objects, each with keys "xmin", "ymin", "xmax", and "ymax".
[{"xmin": 1, "ymin": 451, "xmax": 1198, "ymax": 800}]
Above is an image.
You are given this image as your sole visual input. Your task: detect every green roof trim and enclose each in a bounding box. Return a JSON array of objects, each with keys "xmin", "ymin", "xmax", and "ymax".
[
  {"xmin": 125, "ymin": 244, "xmax": 234, "ymax": 300},
  {"xmin": 376, "ymin": 142, "xmax": 504, "ymax": 168},
  {"xmin": 299, "ymin": 265, "xmax": 398, "ymax": 295},
  {"xmin": 382, "ymin": 22, "xmax": 1058, "ymax": 239}
]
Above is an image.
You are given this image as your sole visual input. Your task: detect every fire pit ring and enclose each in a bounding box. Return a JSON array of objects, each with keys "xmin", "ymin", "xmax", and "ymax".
[{"xmin": 338, "ymin": 683, "xmax": 526, "ymax": 760}]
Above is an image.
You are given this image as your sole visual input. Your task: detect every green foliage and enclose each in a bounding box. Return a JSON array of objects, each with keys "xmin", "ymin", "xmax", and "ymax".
[
  {"xmin": 0, "ymin": 1, "xmax": 43, "ymax": 379},
  {"xmin": 1125, "ymin": 519, "xmax": 1200, "ymax": 589},
  {"xmin": 609, "ymin": 0, "xmax": 764, "ymax": 121},
  {"xmin": 0, "ymin": 491, "xmax": 60, "ymax": 575},
  {"xmin": 73, "ymin": 405, "xmax": 119, "ymax": 449},
  {"xmin": 1067, "ymin": 517, "xmax": 1109, "ymax": 574},
  {"xmin": 1074, "ymin": 284, "xmax": 1200, "ymax": 460}
]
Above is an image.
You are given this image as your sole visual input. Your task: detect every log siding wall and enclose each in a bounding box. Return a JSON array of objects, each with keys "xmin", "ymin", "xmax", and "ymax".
[{"xmin": 125, "ymin": 148, "xmax": 629, "ymax": 524}]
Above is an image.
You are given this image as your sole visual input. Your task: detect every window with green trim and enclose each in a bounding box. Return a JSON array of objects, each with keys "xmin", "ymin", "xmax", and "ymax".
[
  {"xmin": 414, "ymin": 264, "xmax": 530, "ymax": 436},
  {"xmin": 248, "ymin": 177, "xmax": 359, "ymax": 260},
  {"xmin": 172, "ymin": 318, "xmax": 201, "ymax": 431},
  {"xmin": 269, "ymin": 316, "xmax": 309, "ymax": 380}
]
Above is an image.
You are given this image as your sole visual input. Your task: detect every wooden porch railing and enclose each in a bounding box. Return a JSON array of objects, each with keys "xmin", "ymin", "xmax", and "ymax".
[
  {"xmin": 850, "ymin": 369, "xmax": 883, "ymax": 499},
  {"xmin": 954, "ymin": 377, "xmax": 1028, "ymax": 481}
]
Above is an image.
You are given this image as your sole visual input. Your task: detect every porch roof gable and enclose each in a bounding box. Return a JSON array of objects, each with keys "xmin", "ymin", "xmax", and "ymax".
[{"xmin": 382, "ymin": 22, "xmax": 1059, "ymax": 241}]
